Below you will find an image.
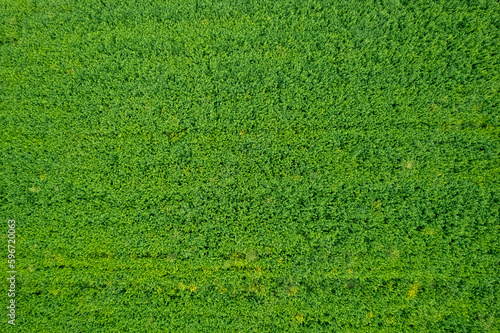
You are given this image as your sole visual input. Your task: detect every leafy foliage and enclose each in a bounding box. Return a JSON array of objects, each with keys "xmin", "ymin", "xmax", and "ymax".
[{"xmin": 1, "ymin": 0, "xmax": 499, "ymax": 331}]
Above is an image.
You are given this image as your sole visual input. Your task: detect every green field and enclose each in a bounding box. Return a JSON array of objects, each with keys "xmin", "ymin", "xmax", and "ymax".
[{"xmin": 1, "ymin": 0, "xmax": 499, "ymax": 331}]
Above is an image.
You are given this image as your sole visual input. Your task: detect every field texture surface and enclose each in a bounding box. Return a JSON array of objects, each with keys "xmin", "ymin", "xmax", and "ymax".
[{"xmin": 1, "ymin": 0, "xmax": 499, "ymax": 331}]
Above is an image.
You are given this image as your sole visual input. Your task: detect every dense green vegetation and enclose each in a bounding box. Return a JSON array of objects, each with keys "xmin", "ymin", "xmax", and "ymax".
[{"xmin": 1, "ymin": 0, "xmax": 499, "ymax": 331}]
